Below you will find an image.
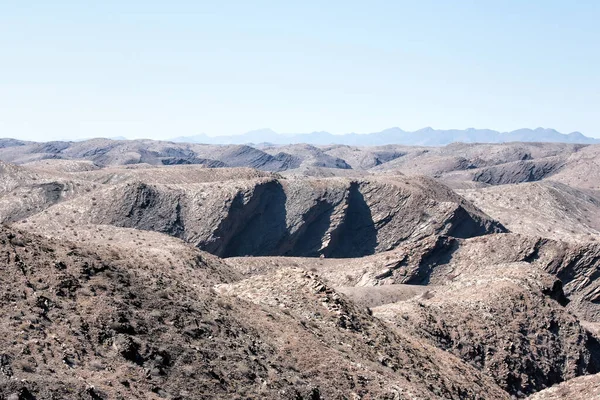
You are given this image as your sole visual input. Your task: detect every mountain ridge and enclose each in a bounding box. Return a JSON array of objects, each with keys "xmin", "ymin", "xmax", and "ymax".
[{"xmin": 170, "ymin": 127, "xmax": 599, "ymax": 146}]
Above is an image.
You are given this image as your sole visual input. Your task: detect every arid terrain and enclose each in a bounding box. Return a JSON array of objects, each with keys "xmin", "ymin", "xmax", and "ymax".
[{"xmin": 1, "ymin": 138, "xmax": 600, "ymax": 399}]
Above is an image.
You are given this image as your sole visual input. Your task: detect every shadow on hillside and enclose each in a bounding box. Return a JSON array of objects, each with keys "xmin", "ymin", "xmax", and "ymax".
[
  {"xmin": 323, "ymin": 183, "xmax": 378, "ymax": 258},
  {"xmin": 206, "ymin": 180, "xmax": 288, "ymax": 257},
  {"xmin": 281, "ymin": 199, "xmax": 340, "ymax": 257},
  {"xmin": 200, "ymin": 181, "xmax": 378, "ymax": 258}
]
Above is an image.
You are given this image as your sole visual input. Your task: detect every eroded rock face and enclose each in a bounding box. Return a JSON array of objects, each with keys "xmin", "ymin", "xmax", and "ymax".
[
  {"xmin": 18, "ymin": 175, "xmax": 505, "ymax": 258},
  {"xmin": 400, "ymin": 234, "xmax": 600, "ymax": 323},
  {"xmin": 373, "ymin": 262, "xmax": 600, "ymax": 396}
]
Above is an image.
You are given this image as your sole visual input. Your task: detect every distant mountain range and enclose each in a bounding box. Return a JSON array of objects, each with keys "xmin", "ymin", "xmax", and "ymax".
[{"xmin": 170, "ymin": 127, "xmax": 599, "ymax": 146}]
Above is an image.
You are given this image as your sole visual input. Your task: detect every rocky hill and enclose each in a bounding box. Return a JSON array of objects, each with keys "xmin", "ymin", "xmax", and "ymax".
[
  {"xmin": 2, "ymin": 139, "xmax": 600, "ymax": 398},
  {"xmin": 2, "ymin": 139, "xmax": 599, "ymax": 190},
  {"xmin": 373, "ymin": 262, "xmax": 600, "ymax": 396},
  {"xmin": 0, "ymin": 226, "xmax": 512, "ymax": 399},
  {"xmin": 15, "ymin": 171, "xmax": 505, "ymax": 258},
  {"xmin": 459, "ymin": 181, "xmax": 600, "ymax": 242},
  {"xmin": 0, "ymin": 161, "xmax": 96, "ymax": 224}
]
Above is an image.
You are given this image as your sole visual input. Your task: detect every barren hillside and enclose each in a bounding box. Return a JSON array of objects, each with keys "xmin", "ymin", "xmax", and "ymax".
[
  {"xmin": 2, "ymin": 139, "xmax": 598, "ymax": 187},
  {"xmin": 2, "ymin": 139, "xmax": 600, "ymax": 398},
  {"xmin": 459, "ymin": 181, "xmax": 600, "ymax": 242},
  {"xmin": 15, "ymin": 172, "xmax": 505, "ymax": 258},
  {"xmin": 0, "ymin": 226, "xmax": 511, "ymax": 399}
]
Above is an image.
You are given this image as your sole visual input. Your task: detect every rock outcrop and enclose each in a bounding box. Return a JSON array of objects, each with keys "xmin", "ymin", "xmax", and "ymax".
[{"xmin": 18, "ymin": 174, "xmax": 505, "ymax": 257}]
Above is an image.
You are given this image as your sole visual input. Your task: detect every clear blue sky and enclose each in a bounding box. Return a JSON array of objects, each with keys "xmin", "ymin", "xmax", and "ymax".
[{"xmin": 1, "ymin": 1, "xmax": 599, "ymax": 140}]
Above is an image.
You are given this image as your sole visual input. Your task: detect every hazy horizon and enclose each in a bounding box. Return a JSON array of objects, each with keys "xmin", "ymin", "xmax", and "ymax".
[
  {"xmin": 110, "ymin": 126, "xmax": 597, "ymax": 141},
  {"xmin": 2, "ymin": 1, "xmax": 599, "ymax": 141},
  {"xmin": 4, "ymin": 126, "xmax": 598, "ymax": 147},
  {"xmin": 3, "ymin": 126, "xmax": 598, "ymax": 142}
]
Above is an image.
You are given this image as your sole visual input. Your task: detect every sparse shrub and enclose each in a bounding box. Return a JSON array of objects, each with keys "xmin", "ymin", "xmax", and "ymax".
[
  {"xmin": 19, "ymin": 361, "xmax": 36, "ymax": 373},
  {"xmin": 215, "ymin": 297, "xmax": 232, "ymax": 310},
  {"xmin": 446, "ymin": 273, "xmax": 458, "ymax": 282},
  {"xmin": 89, "ymin": 360, "xmax": 106, "ymax": 371},
  {"xmin": 421, "ymin": 290, "xmax": 434, "ymax": 300}
]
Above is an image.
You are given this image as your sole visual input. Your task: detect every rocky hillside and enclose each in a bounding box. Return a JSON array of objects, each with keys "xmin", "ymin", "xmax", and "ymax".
[
  {"xmin": 459, "ymin": 181, "xmax": 600, "ymax": 242},
  {"xmin": 2, "ymin": 139, "xmax": 600, "ymax": 398},
  {"xmin": 2, "ymin": 139, "xmax": 599, "ymax": 190},
  {"xmin": 0, "ymin": 226, "xmax": 511, "ymax": 399},
  {"xmin": 373, "ymin": 261, "xmax": 600, "ymax": 396},
  {"xmin": 527, "ymin": 373, "xmax": 600, "ymax": 399},
  {"xmin": 16, "ymin": 171, "xmax": 505, "ymax": 258},
  {"xmin": 0, "ymin": 161, "xmax": 96, "ymax": 224}
]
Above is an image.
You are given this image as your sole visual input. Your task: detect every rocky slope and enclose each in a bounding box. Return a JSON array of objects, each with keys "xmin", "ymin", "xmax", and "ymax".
[
  {"xmin": 2, "ymin": 139, "xmax": 598, "ymax": 188},
  {"xmin": 372, "ymin": 262, "xmax": 600, "ymax": 396},
  {"xmin": 0, "ymin": 226, "xmax": 511, "ymax": 399},
  {"xmin": 225, "ymin": 250, "xmax": 600, "ymax": 397},
  {"xmin": 470, "ymin": 157, "xmax": 565, "ymax": 185},
  {"xmin": 459, "ymin": 181, "xmax": 600, "ymax": 242},
  {"xmin": 16, "ymin": 173, "xmax": 505, "ymax": 258},
  {"xmin": 228, "ymin": 232, "xmax": 600, "ymax": 323},
  {"xmin": 527, "ymin": 372, "xmax": 600, "ymax": 399},
  {"xmin": 0, "ymin": 161, "xmax": 96, "ymax": 224},
  {"xmin": 549, "ymin": 144, "xmax": 600, "ymax": 190},
  {"xmin": 261, "ymin": 144, "xmax": 352, "ymax": 171}
]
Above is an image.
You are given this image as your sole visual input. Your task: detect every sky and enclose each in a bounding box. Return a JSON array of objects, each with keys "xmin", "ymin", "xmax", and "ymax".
[{"xmin": 1, "ymin": 1, "xmax": 599, "ymax": 141}]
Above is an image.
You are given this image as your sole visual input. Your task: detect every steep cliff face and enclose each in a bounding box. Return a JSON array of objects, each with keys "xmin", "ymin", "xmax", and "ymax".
[{"xmin": 18, "ymin": 175, "xmax": 505, "ymax": 258}]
